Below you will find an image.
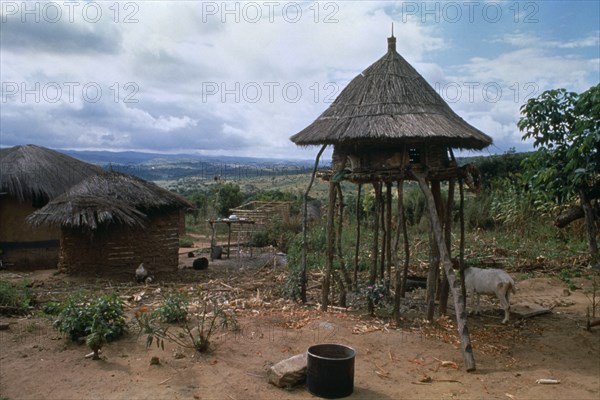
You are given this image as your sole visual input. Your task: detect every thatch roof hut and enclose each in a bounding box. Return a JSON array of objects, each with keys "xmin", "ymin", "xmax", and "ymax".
[
  {"xmin": 291, "ymin": 35, "xmax": 492, "ymax": 371},
  {"xmin": 0, "ymin": 145, "xmax": 102, "ymax": 268},
  {"xmin": 28, "ymin": 172, "xmax": 192, "ymax": 275}
]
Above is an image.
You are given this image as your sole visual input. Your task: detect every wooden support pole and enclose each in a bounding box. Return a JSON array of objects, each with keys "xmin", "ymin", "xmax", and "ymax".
[
  {"xmin": 415, "ymin": 172, "xmax": 476, "ymax": 372},
  {"xmin": 227, "ymin": 223, "xmax": 232, "ymax": 259},
  {"xmin": 335, "ymin": 183, "xmax": 351, "ymax": 302},
  {"xmin": 439, "ymin": 178, "xmax": 455, "ymax": 315},
  {"xmin": 301, "ymin": 145, "xmax": 327, "ymax": 303},
  {"xmin": 393, "ymin": 180, "xmax": 406, "ymax": 323},
  {"xmin": 426, "ymin": 180, "xmax": 441, "ymax": 321},
  {"xmin": 368, "ymin": 182, "xmax": 381, "ymax": 314},
  {"xmin": 379, "ymin": 185, "xmax": 386, "ymax": 283},
  {"xmin": 322, "ymin": 179, "xmax": 338, "ymax": 312},
  {"xmin": 399, "ymin": 181, "xmax": 410, "ymax": 298},
  {"xmin": 385, "ymin": 182, "xmax": 393, "ymax": 291},
  {"xmin": 354, "ymin": 184, "xmax": 362, "ymax": 291},
  {"xmin": 459, "ymin": 178, "xmax": 467, "ymax": 308}
]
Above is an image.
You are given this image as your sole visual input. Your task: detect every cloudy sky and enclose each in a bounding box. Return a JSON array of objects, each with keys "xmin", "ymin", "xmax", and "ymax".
[{"xmin": 1, "ymin": 1, "xmax": 598, "ymax": 160}]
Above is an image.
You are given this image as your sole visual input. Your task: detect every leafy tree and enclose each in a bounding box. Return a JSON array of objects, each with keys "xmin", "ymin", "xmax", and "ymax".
[
  {"xmin": 211, "ymin": 182, "xmax": 245, "ymax": 217},
  {"xmin": 518, "ymin": 84, "xmax": 599, "ymax": 261}
]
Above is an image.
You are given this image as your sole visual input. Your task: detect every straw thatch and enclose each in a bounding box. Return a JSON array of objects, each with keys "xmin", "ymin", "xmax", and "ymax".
[
  {"xmin": 0, "ymin": 144, "xmax": 103, "ymax": 203},
  {"xmin": 290, "ymin": 36, "xmax": 492, "ymax": 150},
  {"xmin": 27, "ymin": 171, "xmax": 192, "ymax": 230}
]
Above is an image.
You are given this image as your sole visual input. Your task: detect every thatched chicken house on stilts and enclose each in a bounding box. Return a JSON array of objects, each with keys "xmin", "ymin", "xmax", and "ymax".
[
  {"xmin": 290, "ymin": 34, "xmax": 493, "ymax": 371},
  {"xmin": 27, "ymin": 171, "xmax": 192, "ymax": 276},
  {"xmin": 0, "ymin": 145, "xmax": 103, "ymax": 269}
]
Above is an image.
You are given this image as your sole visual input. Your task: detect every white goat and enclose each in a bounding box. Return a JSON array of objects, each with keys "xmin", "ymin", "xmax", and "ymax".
[{"xmin": 464, "ymin": 266, "xmax": 516, "ymax": 324}]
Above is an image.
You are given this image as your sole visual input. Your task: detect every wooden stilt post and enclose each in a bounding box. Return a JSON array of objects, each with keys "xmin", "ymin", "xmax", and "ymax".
[
  {"xmin": 459, "ymin": 178, "xmax": 467, "ymax": 308},
  {"xmin": 379, "ymin": 185, "xmax": 386, "ymax": 283},
  {"xmin": 368, "ymin": 182, "xmax": 381, "ymax": 314},
  {"xmin": 398, "ymin": 181, "xmax": 410, "ymax": 298},
  {"xmin": 426, "ymin": 180, "xmax": 441, "ymax": 321},
  {"xmin": 354, "ymin": 184, "xmax": 362, "ymax": 291},
  {"xmin": 439, "ymin": 178, "xmax": 455, "ymax": 315},
  {"xmin": 301, "ymin": 145, "xmax": 327, "ymax": 303},
  {"xmin": 385, "ymin": 183, "xmax": 393, "ymax": 291},
  {"xmin": 415, "ymin": 172, "xmax": 476, "ymax": 372},
  {"xmin": 322, "ymin": 179, "xmax": 338, "ymax": 312},
  {"xmin": 393, "ymin": 180, "xmax": 406, "ymax": 323},
  {"xmin": 335, "ymin": 183, "xmax": 350, "ymax": 304}
]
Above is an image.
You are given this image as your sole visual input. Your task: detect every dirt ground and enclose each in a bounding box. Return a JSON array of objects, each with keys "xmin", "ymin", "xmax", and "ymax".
[{"xmin": 1, "ymin": 249, "xmax": 599, "ymax": 400}]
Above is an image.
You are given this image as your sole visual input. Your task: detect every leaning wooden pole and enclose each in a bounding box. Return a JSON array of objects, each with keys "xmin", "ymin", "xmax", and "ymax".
[
  {"xmin": 301, "ymin": 144, "xmax": 327, "ymax": 303},
  {"xmin": 415, "ymin": 172, "xmax": 476, "ymax": 372}
]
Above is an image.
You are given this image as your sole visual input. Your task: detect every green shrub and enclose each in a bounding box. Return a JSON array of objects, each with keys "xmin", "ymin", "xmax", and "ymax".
[
  {"xmin": 179, "ymin": 236, "xmax": 194, "ymax": 248},
  {"xmin": 53, "ymin": 292, "xmax": 127, "ymax": 342},
  {"xmin": 41, "ymin": 301, "xmax": 62, "ymax": 315},
  {"xmin": 0, "ymin": 279, "xmax": 33, "ymax": 315},
  {"xmin": 133, "ymin": 295, "xmax": 237, "ymax": 353},
  {"xmin": 153, "ymin": 292, "xmax": 189, "ymax": 323}
]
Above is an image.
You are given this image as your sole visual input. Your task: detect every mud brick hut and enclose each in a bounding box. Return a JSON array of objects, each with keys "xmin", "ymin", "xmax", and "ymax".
[
  {"xmin": 0, "ymin": 145, "xmax": 102, "ymax": 269},
  {"xmin": 28, "ymin": 171, "xmax": 192, "ymax": 276},
  {"xmin": 291, "ymin": 34, "xmax": 492, "ymax": 371}
]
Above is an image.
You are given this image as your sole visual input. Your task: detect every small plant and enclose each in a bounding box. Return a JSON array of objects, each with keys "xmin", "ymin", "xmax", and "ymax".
[
  {"xmin": 53, "ymin": 292, "xmax": 127, "ymax": 350},
  {"xmin": 41, "ymin": 301, "xmax": 62, "ymax": 315},
  {"xmin": 0, "ymin": 279, "xmax": 33, "ymax": 315},
  {"xmin": 153, "ymin": 291, "xmax": 189, "ymax": 323},
  {"xmin": 134, "ymin": 295, "xmax": 237, "ymax": 354},
  {"xmin": 365, "ymin": 281, "xmax": 387, "ymax": 306},
  {"xmin": 558, "ymin": 268, "xmax": 579, "ymax": 291},
  {"xmin": 179, "ymin": 236, "xmax": 194, "ymax": 248}
]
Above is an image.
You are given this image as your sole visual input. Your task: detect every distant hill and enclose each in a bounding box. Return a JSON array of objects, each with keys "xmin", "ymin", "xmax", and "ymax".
[
  {"xmin": 59, "ymin": 149, "xmax": 317, "ymax": 181},
  {"xmin": 61, "ymin": 149, "xmax": 314, "ymax": 166}
]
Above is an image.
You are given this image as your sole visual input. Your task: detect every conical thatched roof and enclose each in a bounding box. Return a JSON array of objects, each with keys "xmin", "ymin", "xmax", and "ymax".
[
  {"xmin": 290, "ymin": 36, "xmax": 492, "ymax": 150},
  {"xmin": 27, "ymin": 171, "xmax": 192, "ymax": 230},
  {"xmin": 0, "ymin": 144, "xmax": 103, "ymax": 202}
]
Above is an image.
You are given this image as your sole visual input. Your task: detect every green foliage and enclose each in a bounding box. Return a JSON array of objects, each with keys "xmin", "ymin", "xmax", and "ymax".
[
  {"xmin": 364, "ymin": 281, "xmax": 387, "ymax": 306},
  {"xmin": 53, "ymin": 292, "xmax": 127, "ymax": 343},
  {"xmin": 283, "ymin": 226, "xmax": 328, "ymax": 300},
  {"xmin": 0, "ymin": 279, "xmax": 33, "ymax": 315},
  {"xmin": 179, "ymin": 236, "xmax": 194, "ymax": 248},
  {"xmin": 558, "ymin": 268, "xmax": 581, "ymax": 291},
  {"xmin": 133, "ymin": 295, "xmax": 237, "ymax": 353},
  {"xmin": 153, "ymin": 292, "xmax": 189, "ymax": 323},
  {"xmin": 212, "ymin": 182, "xmax": 245, "ymax": 217},
  {"xmin": 41, "ymin": 301, "xmax": 62, "ymax": 315},
  {"xmin": 471, "ymin": 149, "xmax": 531, "ymax": 189},
  {"xmin": 403, "ymin": 186, "xmax": 426, "ymax": 226},
  {"xmin": 252, "ymin": 189, "xmax": 303, "ymax": 214},
  {"xmin": 518, "ymin": 85, "xmax": 599, "ymax": 203}
]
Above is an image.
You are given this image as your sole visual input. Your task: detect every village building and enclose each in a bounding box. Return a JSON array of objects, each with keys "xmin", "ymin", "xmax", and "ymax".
[
  {"xmin": 27, "ymin": 171, "xmax": 192, "ymax": 276},
  {"xmin": 291, "ymin": 34, "xmax": 493, "ymax": 371},
  {"xmin": 0, "ymin": 145, "xmax": 102, "ymax": 269}
]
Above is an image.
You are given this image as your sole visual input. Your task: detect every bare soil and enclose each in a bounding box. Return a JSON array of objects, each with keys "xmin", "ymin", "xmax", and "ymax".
[{"xmin": 1, "ymin": 250, "xmax": 599, "ymax": 400}]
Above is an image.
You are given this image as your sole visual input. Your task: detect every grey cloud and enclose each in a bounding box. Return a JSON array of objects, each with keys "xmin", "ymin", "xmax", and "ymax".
[{"xmin": 1, "ymin": 15, "xmax": 121, "ymax": 54}]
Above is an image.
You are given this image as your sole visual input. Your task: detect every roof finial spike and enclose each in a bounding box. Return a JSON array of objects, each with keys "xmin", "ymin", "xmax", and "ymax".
[{"xmin": 387, "ymin": 24, "xmax": 397, "ymax": 53}]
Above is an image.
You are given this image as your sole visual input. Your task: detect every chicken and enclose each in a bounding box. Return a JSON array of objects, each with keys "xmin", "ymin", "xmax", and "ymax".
[{"xmin": 135, "ymin": 263, "xmax": 148, "ymax": 283}]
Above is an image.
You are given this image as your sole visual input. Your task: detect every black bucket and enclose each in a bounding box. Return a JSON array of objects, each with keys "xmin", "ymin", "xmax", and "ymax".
[
  {"xmin": 307, "ymin": 344, "xmax": 356, "ymax": 399},
  {"xmin": 211, "ymin": 246, "xmax": 222, "ymax": 260}
]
